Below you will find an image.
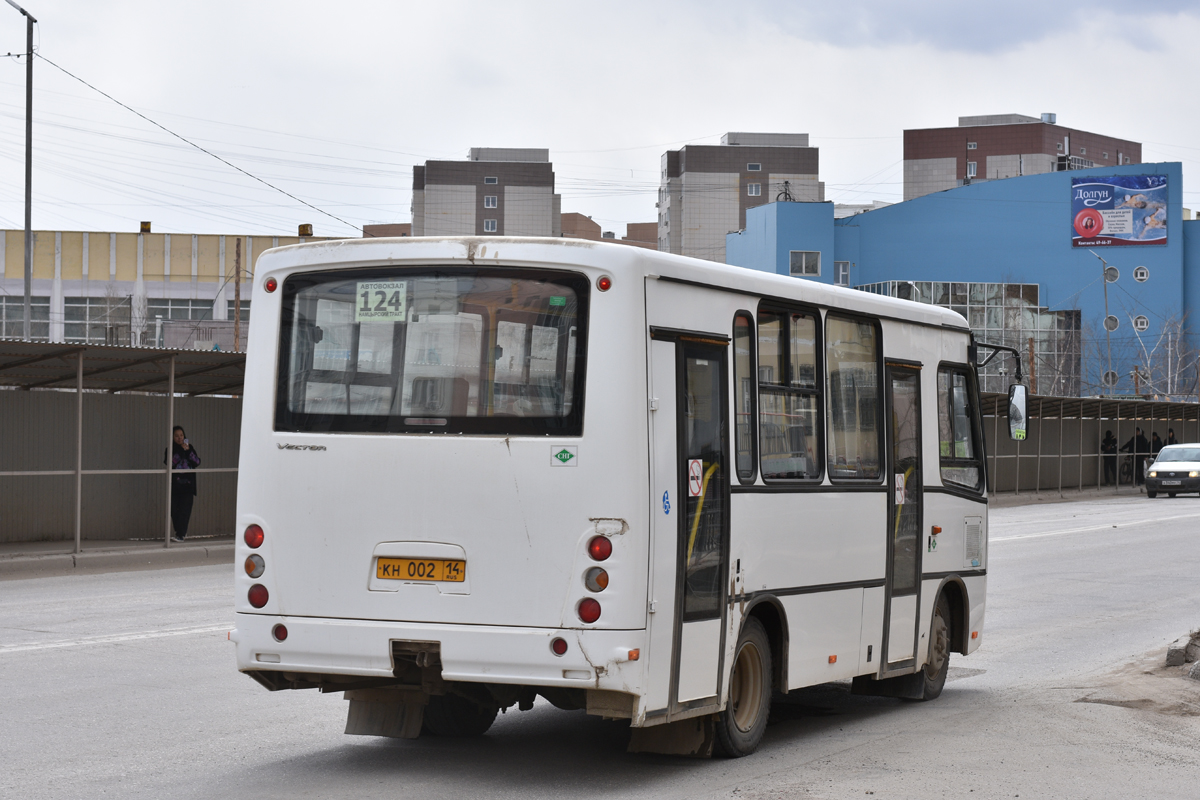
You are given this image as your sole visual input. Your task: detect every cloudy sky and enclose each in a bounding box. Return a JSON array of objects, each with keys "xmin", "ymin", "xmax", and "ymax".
[{"xmin": 0, "ymin": 0, "xmax": 1197, "ymax": 238}]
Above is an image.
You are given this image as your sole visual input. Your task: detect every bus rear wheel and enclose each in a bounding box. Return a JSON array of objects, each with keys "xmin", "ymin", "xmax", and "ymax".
[
  {"xmin": 920, "ymin": 595, "xmax": 952, "ymax": 701},
  {"xmin": 715, "ymin": 617, "xmax": 772, "ymax": 757},
  {"xmin": 422, "ymin": 692, "xmax": 498, "ymax": 737}
]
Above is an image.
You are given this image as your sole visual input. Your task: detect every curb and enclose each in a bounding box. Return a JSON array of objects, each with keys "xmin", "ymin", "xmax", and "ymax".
[{"xmin": 0, "ymin": 544, "xmax": 234, "ymax": 579}]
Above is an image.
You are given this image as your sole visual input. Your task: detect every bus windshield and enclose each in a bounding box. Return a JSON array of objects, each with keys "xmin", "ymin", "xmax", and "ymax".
[{"xmin": 275, "ymin": 267, "xmax": 588, "ymax": 435}]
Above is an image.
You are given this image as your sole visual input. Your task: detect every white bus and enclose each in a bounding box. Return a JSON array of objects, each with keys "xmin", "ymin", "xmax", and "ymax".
[{"xmin": 231, "ymin": 237, "xmax": 1017, "ymax": 757}]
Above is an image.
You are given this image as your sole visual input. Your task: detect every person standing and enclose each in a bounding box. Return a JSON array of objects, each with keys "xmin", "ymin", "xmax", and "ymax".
[
  {"xmin": 1167, "ymin": 428, "xmax": 1178, "ymax": 446},
  {"xmin": 1100, "ymin": 430, "xmax": 1117, "ymax": 485},
  {"xmin": 165, "ymin": 426, "xmax": 201, "ymax": 541},
  {"xmin": 1151, "ymin": 431, "xmax": 1164, "ymax": 456},
  {"xmin": 1121, "ymin": 427, "xmax": 1150, "ymax": 485}
]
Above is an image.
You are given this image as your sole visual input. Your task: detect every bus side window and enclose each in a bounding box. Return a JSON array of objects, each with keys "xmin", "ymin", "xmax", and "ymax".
[
  {"xmin": 732, "ymin": 312, "xmax": 757, "ymax": 484},
  {"xmin": 825, "ymin": 316, "xmax": 881, "ymax": 480},
  {"xmin": 937, "ymin": 367, "xmax": 982, "ymax": 490},
  {"xmin": 758, "ymin": 307, "xmax": 822, "ymax": 482}
]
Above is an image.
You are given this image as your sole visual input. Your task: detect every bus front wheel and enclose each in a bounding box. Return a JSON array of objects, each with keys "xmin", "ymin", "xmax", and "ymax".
[
  {"xmin": 920, "ymin": 595, "xmax": 952, "ymax": 701},
  {"xmin": 715, "ymin": 617, "xmax": 772, "ymax": 757}
]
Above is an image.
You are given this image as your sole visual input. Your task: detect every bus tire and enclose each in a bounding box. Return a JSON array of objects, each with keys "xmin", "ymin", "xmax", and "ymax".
[
  {"xmin": 920, "ymin": 595, "xmax": 952, "ymax": 701},
  {"xmin": 422, "ymin": 693, "xmax": 498, "ymax": 737},
  {"xmin": 714, "ymin": 616, "xmax": 771, "ymax": 758}
]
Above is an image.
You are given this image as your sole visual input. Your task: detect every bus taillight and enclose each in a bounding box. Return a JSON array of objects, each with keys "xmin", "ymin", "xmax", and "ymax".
[
  {"xmin": 248, "ymin": 584, "xmax": 269, "ymax": 608},
  {"xmin": 577, "ymin": 598, "xmax": 601, "ymax": 624},
  {"xmin": 550, "ymin": 637, "xmax": 568, "ymax": 656},
  {"xmin": 587, "ymin": 536, "xmax": 612, "ymax": 561},
  {"xmin": 244, "ymin": 525, "xmax": 264, "ymax": 549},
  {"xmin": 272, "ymin": 624, "xmax": 288, "ymax": 642}
]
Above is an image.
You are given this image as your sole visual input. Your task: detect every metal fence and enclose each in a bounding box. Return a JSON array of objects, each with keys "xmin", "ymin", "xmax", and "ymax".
[{"xmin": 981, "ymin": 393, "xmax": 1200, "ymax": 494}]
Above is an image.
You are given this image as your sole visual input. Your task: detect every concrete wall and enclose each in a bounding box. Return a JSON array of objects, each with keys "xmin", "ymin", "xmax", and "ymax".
[
  {"xmin": 423, "ymin": 185, "xmax": 476, "ymax": 236},
  {"xmin": 0, "ymin": 390, "xmax": 241, "ymax": 543},
  {"xmin": 504, "ymin": 186, "xmax": 554, "ymax": 236}
]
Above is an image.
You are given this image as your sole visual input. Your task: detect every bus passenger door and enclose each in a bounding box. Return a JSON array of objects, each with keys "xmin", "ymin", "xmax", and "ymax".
[
  {"xmin": 645, "ymin": 332, "xmax": 730, "ymax": 718},
  {"xmin": 882, "ymin": 364, "xmax": 923, "ymax": 669}
]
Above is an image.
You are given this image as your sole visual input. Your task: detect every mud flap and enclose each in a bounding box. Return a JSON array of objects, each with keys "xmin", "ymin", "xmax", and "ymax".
[
  {"xmin": 851, "ymin": 671, "xmax": 925, "ymax": 700},
  {"xmin": 627, "ymin": 714, "xmax": 715, "ymax": 757},
  {"xmin": 344, "ymin": 688, "xmax": 428, "ymax": 739}
]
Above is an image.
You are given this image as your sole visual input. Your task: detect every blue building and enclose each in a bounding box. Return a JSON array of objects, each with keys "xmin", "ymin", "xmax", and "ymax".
[{"xmin": 727, "ymin": 162, "xmax": 1200, "ymax": 398}]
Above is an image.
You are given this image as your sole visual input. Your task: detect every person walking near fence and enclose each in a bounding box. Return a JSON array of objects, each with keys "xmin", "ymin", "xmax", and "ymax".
[
  {"xmin": 1101, "ymin": 430, "xmax": 1117, "ymax": 485},
  {"xmin": 1121, "ymin": 427, "xmax": 1150, "ymax": 485},
  {"xmin": 164, "ymin": 426, "xmax": 201, "ymax": 541}
]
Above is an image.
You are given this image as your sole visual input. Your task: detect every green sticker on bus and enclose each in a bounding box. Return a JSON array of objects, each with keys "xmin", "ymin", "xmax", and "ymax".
[
  {"xmin": 549, "ymin": 296, "xmax": 566, "ymax": 306},
  {"xmin": 356, "ymin": 281, "xmax": 407, "ymax": 322}
]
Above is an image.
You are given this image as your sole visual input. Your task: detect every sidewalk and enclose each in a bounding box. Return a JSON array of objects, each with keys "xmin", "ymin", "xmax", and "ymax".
[
  {"xmin": 0, "ymin": 535, "xmax": 234, "ymax": 579},
  {"xmin": 988, "ymin": 483, "xmax": 1150, "ymax": 508}
]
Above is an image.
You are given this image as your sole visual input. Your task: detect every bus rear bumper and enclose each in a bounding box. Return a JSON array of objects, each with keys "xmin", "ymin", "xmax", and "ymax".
[{"xmin": 233, "ymin": 612, "xmax": 647, "ymax": 691}]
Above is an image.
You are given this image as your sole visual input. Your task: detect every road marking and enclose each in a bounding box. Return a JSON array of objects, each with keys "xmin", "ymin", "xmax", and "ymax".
[
  {"xmin": 0, "ymin": 624, "xmax": 230, "ymax": 655},
  {"xmin": 991, "ymin": 512, "xmax": 1200, "ymax": 542}
]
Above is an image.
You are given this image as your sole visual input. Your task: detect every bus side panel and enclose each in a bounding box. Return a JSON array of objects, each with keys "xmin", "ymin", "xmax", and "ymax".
[{"xmin": 782, "ymin": 589, "xmax": 866, "ymax": 688}]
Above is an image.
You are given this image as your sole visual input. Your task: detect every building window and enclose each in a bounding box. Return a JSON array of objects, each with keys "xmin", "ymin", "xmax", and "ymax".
[
  {"xmin": 747, "ymin": 183, "xmax": 761, "ymax": 197},
  {"xmin": 966, "ymin": 161, "xmax": 977, "ymax": 178},
  {"xmin": 1057, "ymin": 143, "xmax": 1063, "ymax": 151},
  {"xmin": 1103, "ymin": 152, "xmax": 1109, "ymax": 160},
  {"xmin": 484, "ymin": 177, "xmax": 498, "ymax": 185},
  {"xmin": 484, "ymin": 195, "xmax": 498, "ymax": 208},
  {"xmin": 65, "ymin": 296, "xmax": 135, "ymax": 344},
  {"xmin": 147, "ymin": 297, "xmax": 217, "ymax": 322},
  {"xmin": 1125, "ymin": 156, "xmax": 1131, "ymax": 164},
  {"xmin": 1080, "ymin": 147, "xmax": 1086, "ymax": 155},
  {"xmin": 789, "ymin": 251, "xmax": 820, "ymax": 277},
  {"xmin": 483, "ymin": 219, "xmax": 498, "ymax": 233},
  {"xmin": 834, "ymin": 261, "xmax": 850, "ymax": 287},
  {"xmin": 747, "ymin": 163, "xmax": 762, "ymax": 171},
  {"xmin": 0, "ymin": 294, "xmax": 50, "ymax": 340},
  {"xmin": 966, "ymin": 142, "xmax": 977, "ymax": 150}
]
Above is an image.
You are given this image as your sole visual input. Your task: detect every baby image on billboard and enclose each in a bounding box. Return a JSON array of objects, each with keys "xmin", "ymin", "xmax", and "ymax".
[{"xmin": 1071, "ymin": 175, "xmax": 1167, "ymax": 247}]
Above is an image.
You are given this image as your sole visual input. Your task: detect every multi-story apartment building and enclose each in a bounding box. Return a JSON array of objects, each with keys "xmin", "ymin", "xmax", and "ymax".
[
  {"xmin": 659, "ymin": 132, "xmax": 822, "ymax": 263},
  {"xmin": 904, "ymin": 114, "xmax": 1142, "ymax": 201},
  {"xmin": 411, "ymin": 148, "xmax": 561, "ymax": 237}
]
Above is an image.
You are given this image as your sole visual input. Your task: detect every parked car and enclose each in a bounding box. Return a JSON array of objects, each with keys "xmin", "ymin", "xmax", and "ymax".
[{"xmin": 1146, "ymin": 444, "xmax": 1200, "ymax": 498}]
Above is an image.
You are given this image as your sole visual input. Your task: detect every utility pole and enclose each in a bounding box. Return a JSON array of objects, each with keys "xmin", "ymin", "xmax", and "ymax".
[
  {"xmin": 6, "ymin": 1, "xmax": 36, "ymax": 340},
  {"xmin": 233, "ymin": 238, "xmax": 241, "ymax": 352}
]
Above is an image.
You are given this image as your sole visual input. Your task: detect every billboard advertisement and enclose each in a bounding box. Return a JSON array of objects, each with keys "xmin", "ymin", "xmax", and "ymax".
[{"xmin": 1071, "ymin": 175, "xmax": 1167, "ymax": 247}]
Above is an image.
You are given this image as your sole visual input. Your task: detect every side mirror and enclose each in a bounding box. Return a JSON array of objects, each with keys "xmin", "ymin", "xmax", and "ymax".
[{"xmin": 1008, "ymin": 384, "xmax": 1027, "ymax": 441}]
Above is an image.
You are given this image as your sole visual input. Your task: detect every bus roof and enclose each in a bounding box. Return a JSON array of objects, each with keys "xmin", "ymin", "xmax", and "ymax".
[{"xmin": 257, "ymin": 235, "xmax": 969, "ymax": 332}]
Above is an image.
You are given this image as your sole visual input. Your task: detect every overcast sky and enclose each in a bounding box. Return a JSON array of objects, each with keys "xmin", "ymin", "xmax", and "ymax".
[{"xmin": 0, "ymin": 0, "xmax": 1197, "ymax": 239}]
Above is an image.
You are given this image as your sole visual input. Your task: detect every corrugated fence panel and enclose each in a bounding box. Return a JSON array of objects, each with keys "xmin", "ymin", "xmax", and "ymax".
[{"xmin": 0, "ymin": 389, "xmax": 240, "ymax": 542}]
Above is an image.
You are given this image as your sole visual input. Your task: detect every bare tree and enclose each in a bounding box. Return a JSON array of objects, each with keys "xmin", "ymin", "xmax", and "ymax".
[{"xmin": 1129, "ymin": 313, "xmax": 1198, "ymax": 401}]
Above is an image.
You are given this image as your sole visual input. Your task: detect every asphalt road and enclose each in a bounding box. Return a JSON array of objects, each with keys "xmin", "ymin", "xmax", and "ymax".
[{"xmin": 3, "ymin": 495, "xmax": 1199, "ymax": 799}]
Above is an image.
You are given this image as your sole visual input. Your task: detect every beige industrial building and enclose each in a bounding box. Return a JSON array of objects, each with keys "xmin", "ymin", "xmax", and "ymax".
[
  {"xmin": 658, "ymin": 132, "xmax": 823, "ymax": 263},
  {"xmin": 0, "ymin": 227, "xmax": 321, "ymax": 347}
]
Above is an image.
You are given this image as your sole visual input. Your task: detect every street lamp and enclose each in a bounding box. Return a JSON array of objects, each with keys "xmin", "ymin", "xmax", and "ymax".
[{"xmin": 5, "ymin": 0, "xmax": 35, "ymax": 341}]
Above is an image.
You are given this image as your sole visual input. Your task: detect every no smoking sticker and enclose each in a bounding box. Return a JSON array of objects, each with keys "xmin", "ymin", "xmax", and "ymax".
[{"xmin": 687, "ymin": 459, "xmax": 703, "ymax": 497}]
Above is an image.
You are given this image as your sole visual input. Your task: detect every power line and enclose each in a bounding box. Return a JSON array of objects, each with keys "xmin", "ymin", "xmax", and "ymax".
[{"xmin": 32, "ymin": 53, "xmax": 361, "ymax": 234}]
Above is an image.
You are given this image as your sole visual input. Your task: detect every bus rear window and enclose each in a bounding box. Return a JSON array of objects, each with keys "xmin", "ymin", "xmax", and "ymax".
[{"xmin": 275, "ymin": 267, "xmax": 588, "ymax": 435}]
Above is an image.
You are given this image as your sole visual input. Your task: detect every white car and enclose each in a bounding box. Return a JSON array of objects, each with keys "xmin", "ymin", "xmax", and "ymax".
[{"xmin": 1146, "ymin": 444, "xmax": 1200, "ymax": 498}]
